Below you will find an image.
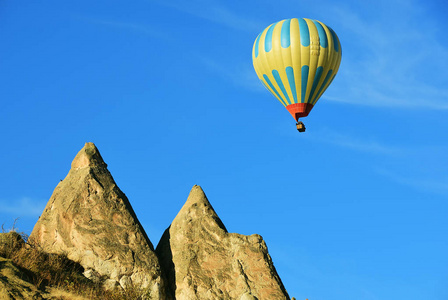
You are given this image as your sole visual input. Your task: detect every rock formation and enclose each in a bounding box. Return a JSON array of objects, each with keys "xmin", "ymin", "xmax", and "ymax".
[
  {"xmin": 29, "ymin": 143, "xmax": 165, "ymax": 299},
  {"xmin": 13, "ymin": 143, "xmax": 292, "ymax": 299},
  {"xmin": 156, "ymin": 185, "xmax": 290, "ymax": 300}
]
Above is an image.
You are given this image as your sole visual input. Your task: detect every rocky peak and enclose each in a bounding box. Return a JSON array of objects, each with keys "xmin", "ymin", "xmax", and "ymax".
[
  {"xmin": 175, "ymin": 185, "xmax": 227, "ymax": 233},
  {"xmin": 29, "ymin": 142, "xmax": 165, "ymax": 298},
  {"xmin": 156, "ymin": 185, "xmax": 290, "ymax": 300},
  {"xmin": 71, "ymin": 142, "xmax": 107, "ymax": 170}
]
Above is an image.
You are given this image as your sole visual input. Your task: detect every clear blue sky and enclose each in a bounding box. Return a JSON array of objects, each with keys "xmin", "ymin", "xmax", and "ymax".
[{"xmin": 1, "ymin": 1, "xmax": 447, "ymax": 299}]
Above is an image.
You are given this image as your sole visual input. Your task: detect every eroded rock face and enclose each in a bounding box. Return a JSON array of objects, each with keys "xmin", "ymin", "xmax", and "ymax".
[
  {"xmin": 29, "ymin": 143, "xmax": 164, "ymax": 298},
  {"xmin": 156, "ymin": 185, "xmax": 290, "ymax": 300}
]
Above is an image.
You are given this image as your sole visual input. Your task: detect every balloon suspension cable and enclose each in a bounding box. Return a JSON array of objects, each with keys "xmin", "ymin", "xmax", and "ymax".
[{"xmin": 296, "ymin": 120, "xmax": 306, "ymax": 133}]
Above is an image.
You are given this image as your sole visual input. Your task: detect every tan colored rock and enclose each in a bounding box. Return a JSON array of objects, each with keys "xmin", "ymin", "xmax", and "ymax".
[
  {"xmin": 156, "ymin": 185, "xmax": 290, "ymax": 300},
  {"xmin": 29, "ymin": 143, "xmax": 165, "ymax": 299}
]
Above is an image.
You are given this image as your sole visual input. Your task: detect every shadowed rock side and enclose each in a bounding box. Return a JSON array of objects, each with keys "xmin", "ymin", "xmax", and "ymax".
[
  {"xmin": 0, "ymin": 232, "xmax": 89, "ymax": 300},
  {"xmin": 29, "ymin": 143, "xmax": 165, "ymax": 299},
  {"xmin": 156, "ymin": 185, "xmax": 290, "ymax": 300},
  {"xmin": 0, "ymin": 256, "xmax": 46, "ymax": 300}
]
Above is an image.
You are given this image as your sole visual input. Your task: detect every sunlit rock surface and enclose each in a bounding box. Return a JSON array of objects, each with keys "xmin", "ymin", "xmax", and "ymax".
[
  {"xmin": 156, "ymin": 185, "xmax": 290, "ymax": 300},
  {"xmin": 29, "ymin": 143, "xmax": 165, "ymax": 299}
]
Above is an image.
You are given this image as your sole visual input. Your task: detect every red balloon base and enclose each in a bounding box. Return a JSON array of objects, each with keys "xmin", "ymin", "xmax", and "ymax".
[{"xmin": 286, "ymin": 103, "xmax": 314, "ymax": 121}]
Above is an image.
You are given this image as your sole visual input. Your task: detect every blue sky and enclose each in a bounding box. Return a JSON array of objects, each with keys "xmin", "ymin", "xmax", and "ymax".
[{"xmin": 1, "ymin": 0, "xmax": 447, "ymax": 299}]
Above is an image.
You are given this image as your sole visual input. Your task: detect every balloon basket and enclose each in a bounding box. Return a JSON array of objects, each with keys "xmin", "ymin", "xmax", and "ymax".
[{"xmin": 296, "ymin": 121, "xmax": 306, "ymax": 132}]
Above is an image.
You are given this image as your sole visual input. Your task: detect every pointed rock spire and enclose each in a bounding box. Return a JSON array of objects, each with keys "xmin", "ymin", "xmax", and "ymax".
[
  {"xmin": 30, "ymin": 143, "xmax": 165, "ymax": 298},
  {"xmin": 156, "ymin": 185, "xmax": 290, "ymax": 300},
  {"xmin": 71, "ymin": 142, "xmax": 107, "ymax": 169},
  {"xmin": 175, "ymin": 185, "xmax": 227, "ymax": 233}
]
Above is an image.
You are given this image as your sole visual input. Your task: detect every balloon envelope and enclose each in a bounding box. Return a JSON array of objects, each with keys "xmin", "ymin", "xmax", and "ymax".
[{"xmin": 252, "ymin": 18, "xmax": 342, "ymax": 122}]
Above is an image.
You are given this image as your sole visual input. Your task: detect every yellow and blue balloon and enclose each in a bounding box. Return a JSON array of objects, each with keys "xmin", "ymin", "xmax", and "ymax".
[{"xmin": 252, "ymin": 18, "xmax": 342, "ymax": 126}]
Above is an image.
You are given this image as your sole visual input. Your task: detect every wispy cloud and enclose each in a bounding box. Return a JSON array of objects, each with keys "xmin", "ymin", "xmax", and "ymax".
[
  {"xmin": 155, "ymin": 0, "xmax": 264, "ymax": 33},
  {"xmin": 77, "ymin": 16, "xmax": 169, "ymax": 41},
  {"xmin": 306, "ymin": 126, "xmax": 448, "ymax": 195},
  {"xmin": 307, "ymin": 129, "xmax": 404, "ymax": 155},
  {"xmin": 306, "ymin": 128, "xmax": 448, "ymax": 195},
  {"xmin": 0, "ymin": 197, "xmax": 46, "ymax": 217},
  {"xmin": 375, "ymin": 168, "xmax": 448, "ymax": 195},
  {"xmin": 198, "ymin": 57, "xmax": 264, "ymax": 92},
  {"xmin": 321, "ymin": 1, "xmax": 448, "ymax": 110},
  {"xmin": 324, "ymin": 87, "xmax": 448, "ymax": 110}
]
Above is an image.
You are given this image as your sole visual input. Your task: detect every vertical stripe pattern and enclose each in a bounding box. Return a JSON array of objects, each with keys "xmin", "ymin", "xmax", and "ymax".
[
  {"xmin": 252, "ymin": 18, "xmax": 342, "ymax": 111},
  {"xmin": 281, "ymin": 19, "xmax": 291, "ymax": 48}
]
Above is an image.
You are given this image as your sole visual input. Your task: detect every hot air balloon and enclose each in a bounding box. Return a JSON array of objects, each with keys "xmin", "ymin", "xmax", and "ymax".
[{"xmin": 252, "ymin": 18, "xmax": 342, "ymax": 132}]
